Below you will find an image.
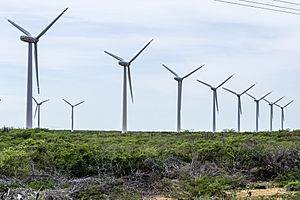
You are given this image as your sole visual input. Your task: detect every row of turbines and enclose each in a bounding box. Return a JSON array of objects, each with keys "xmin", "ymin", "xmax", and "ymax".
[
  {"xmin": 159, "ymin": 65, "xmax": 293, "ymax": 133},
  {"xmin": 32, "ymin": 98, "xmax": 84, "ymax": 132},
  {"xmin": 6, "ymin": 8, "xmax": 294, "ymax": 133}
]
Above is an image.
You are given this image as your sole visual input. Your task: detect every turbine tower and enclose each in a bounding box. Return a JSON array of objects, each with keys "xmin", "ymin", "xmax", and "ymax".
[
  {"xmin": 32, "ymin": 97, "xmax": 50, "ymax": 129},
  {"xmin": 197, "ymin": 74, "xmax": 234, "ymax": 133},
  {"xmin": 63, "ymin": 99, "xmax": 85, "ymax": 132},
  {"xmin": 246, "ymin": 91, "xmax": 272, "ymax": 132},
  {"xmin": 104, "ymin": 39, "xmax": 153, "ymax": 133},
  {"xmin": 223, "ymin": 84, "xmax": 256, "ymax": 132},
  {"xmin": 263, "ymin": 96, "xmax": 285, "ymax": 132},
  {"xmin": 162, "ymin": 64, "xmax": 205, "ymax": 132},
  {"xmin": 274, "ymin": 100, "xmax": 294, "ymax": 131},
  {"xmin": 7, "ymin": 8, "xmax": 68, "ymax": 129}
]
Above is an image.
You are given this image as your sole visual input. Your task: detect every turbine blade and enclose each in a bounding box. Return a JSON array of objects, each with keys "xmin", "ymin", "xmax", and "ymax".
[
  {"xmin": 271, "ymin": 106, "xmax": 273, "ymax": 121},
  {"xmin": 274, "ymin": 96, "xmax": 285, "ymax": 104},
  {"xmin": 162, "ymin": 64, "xmax": 179, "ymax": 77},
  {"xmin": 215, "ymin": 91, "xmax": 219, "ymax": 112},
  {"xmin": 74, "ymin": 101, "xmax": 85, "ymax": 107},
  {"xmin": 216, "ymin": 74, "xmax": 234, "ymax": 88},
  {"xmin": 7, "ymin": 19, "xmax": 31, "ymax": 36},
  {"xmin": 196, "ymin": 80, "xmax": 212, "ymax": 88},
  {"xmin": 274, "ymin": 102, "xmax": 282, "ymax": 108},
  {"xmin": 263, "ymin": 98, "xmax": 271, "ymax": 104},
  {"xmin": 128, "ymin": 67, "xmax": 134, "ymax": 103},
  {"xmin": 178, "ymin": 81, "xmax": 183, "ymax": 115},
  {"xmin": 104, "ymin": 51, "xmax": 124, "ymax": 61},
  {"xmin": 182, "ymin": 64, "xmax": 205, "ymax": 79},
  {"xmin": 62, "ymin": 99, "xmax": 72, "ymax": 107},
  {"xmin": 241, "ymin": 83, "xmax": 256, "ymax": 95},
  {"xmin": 34, "ymin": 106, "xmax": 38, "ymax": 119},
  {"xmin": 32, "ymin": 97, "xmax": 38, "ymax": 104},
  {"xmin": 40, "ymin": 99, "xmax": 50, "ymax": 104},
  {"xmin": 246, "ymin": 93, "xmax": 256, "ymax": 100},
  {"xmin": 239, "ymin": 97, "xmax": 242, "ymax": 115},
  {"xmin": 222, "ymin": 87, "xmax": 237, "ymax": 95},
  {"xmin": 284, "ymin": 100, "xmax": 294, "ymax": 108},
  {"xmin": 34, "ymin": 43, "xmax": 40, "ymax": 94},
  {"xmin": 36, "ymin": 8, "xmax": 68, "ymax": 39},
  {"xmin": 257, "ymin": 102, "xmax": 260, "ymax": 118},
  {"xmin": 259, "ymin": 91, "xmax": 272, "ymax": 101},
  {"xmin": 129, "ymin": 39, "xmax": 153, "ymax": 64}
]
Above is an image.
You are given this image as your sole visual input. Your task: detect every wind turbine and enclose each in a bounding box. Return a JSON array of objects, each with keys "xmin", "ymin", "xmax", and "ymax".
[
  {"xmin": 246, "ymin": 91, "xmax": 272, "ymax": 132},
  {"xmin": 162, "ymin": 64, "xmax": 205, "ymax": 132},
  {"xmin": 263, "ymin": 96, "xmax": 285, "ymax": 132},
  {"xmin": 7, "ymin": 8, "xmax": 68, "ymax": 129},
  {"xmin": 274, "ymin": 100, "xmax": 294, "ymax": 131},
  {"xmin": 197, "ymin": 74, "xmax": 234, "ymax": 133},
  {"xmin": 104, "ymin": 39, "xmax": 153, "ymax": 133},
  {"xmin": 63, "ymin": 99, "xmax": 85, "ymax": 132},
  {"xmin": 222, "ymin": 84, "xmax": 256, "ymax": 132},
  {"xmin": 32, "ymin": 97, "xmax": 50, "ymax": 129}
]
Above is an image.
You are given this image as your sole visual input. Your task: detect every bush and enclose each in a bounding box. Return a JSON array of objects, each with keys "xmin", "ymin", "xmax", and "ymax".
[
  {"xmin": 181, "ymin": 176, "xmax": 229, "ymax": 198},
  {"xmin": 284, "ymin": 181, "xmax": 300, "ymax": 191},
  {"xmin": 274, "ymin": 170, "xmax": 300, "ymax": 186},
  {"xmin": 28, "ymin": 179, "xmax": 56, "ymax": 190},
  {"xmin": 0, "ymin": 147, "xmax": 31, "ymax": 178}
]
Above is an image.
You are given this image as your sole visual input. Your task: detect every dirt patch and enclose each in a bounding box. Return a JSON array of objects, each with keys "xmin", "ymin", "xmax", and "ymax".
[
  {"xmin": 151, "ymin": 197, "xmax": 174, "ymax": 200},
  {"xmin": 235, "ymin": 188, "xmax": 296, "ymax": 198}
]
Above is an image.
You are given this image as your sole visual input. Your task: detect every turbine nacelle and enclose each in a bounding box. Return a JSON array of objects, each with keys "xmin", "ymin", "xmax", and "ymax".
[
  {"xmin": 118, "ymin": 61, "xmax": 130, "ymax": 67},
  {"xmin": 20, "ymin": 36, "xmax": 38, "ymax": 43},
  {"xmin": 174, "ymin": 77, "xmax": 183, "ymax": 81}
]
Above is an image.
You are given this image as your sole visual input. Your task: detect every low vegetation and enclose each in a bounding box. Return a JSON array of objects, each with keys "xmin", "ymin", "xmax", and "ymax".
[{"xmin": 0, "ymin": 129, "xmax": 300, "ymax": 199}]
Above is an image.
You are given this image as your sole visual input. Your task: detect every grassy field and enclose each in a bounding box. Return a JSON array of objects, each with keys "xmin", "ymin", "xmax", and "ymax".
[{"xmin": 0, "ymin": 129, "xmax": 300, "ymax": 199}]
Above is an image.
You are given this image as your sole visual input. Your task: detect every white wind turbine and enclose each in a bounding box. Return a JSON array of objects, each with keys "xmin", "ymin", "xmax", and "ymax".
[
  {"xmin": 274, "ymin": 100, "xmax": 294, "ymax": 131},
  {"xmin": 246, "ymin": 91, "xmax": 272, "ymax": 132},
  {"xmin": 162, "ymin": 64, "xmax": 205, "ymax": 132},
  {"xmin": 104, "ymin": 39, "xmax": 153, "ymax": 133},
  {"xmin": 32, "ymin": 97, "xmax": 50, "ymax": 129},
  {"xmin": 263, "ymin": 96, "xmax": 285, "ymax": 132},
  {"xmin": 197, "ymin": 74, "xmax": 234, "ymax": 133},
  {"xmin": 63, "ymin": 99, "xmax": 85, "ymax": 132},
  {"xmin": 222, "ymin": 84, "xmax": 256, "ymax": 132},
  {"xmin": 7, "ymin": 8, "xmax": 68, "ymax": 129}
]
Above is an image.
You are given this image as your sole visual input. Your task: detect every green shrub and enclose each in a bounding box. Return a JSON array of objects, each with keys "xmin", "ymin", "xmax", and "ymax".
[
  {"xmin": 110, "ymin": 186, "xmax": 141, "ymax": 200},
  {"xmin": 274, "ymin": 170, "xmax": 300, "ymax": 186},
  {"xmin": 28, "ymin": 179, "xmax": 56, "ymax": 190},
  {"xmin": 182, "ymin": 176, "xmax": 229, "ymax": 198},
  {"xmin": 0, "ymin": 147, "xmax": 31, "ymax": 177},
  {"xmin": 284, "ymin": 181, "xmax": 300, "ymax": 191},
  {"xmin": 74, "ymin": 185, "xmax": 103, "ymax": 200}
]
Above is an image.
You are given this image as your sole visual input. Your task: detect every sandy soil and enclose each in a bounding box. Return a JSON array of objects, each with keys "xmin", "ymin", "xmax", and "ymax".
[
  {"xmin": 152, "ymin": 188, "xmax": 296, "ymax": 199},
  {"xmin": 151, "ymin": 197, "xmax": 174, "ymax": 200},
  {"xmin": 235, "ymin": 188, "xmax": 293, "ymax": 197}
]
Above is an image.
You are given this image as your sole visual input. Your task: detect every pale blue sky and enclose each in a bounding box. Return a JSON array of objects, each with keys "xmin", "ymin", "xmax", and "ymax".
[{"xmin": 0, "ymin": 0, "xmax": 299, "ymax": 131}]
